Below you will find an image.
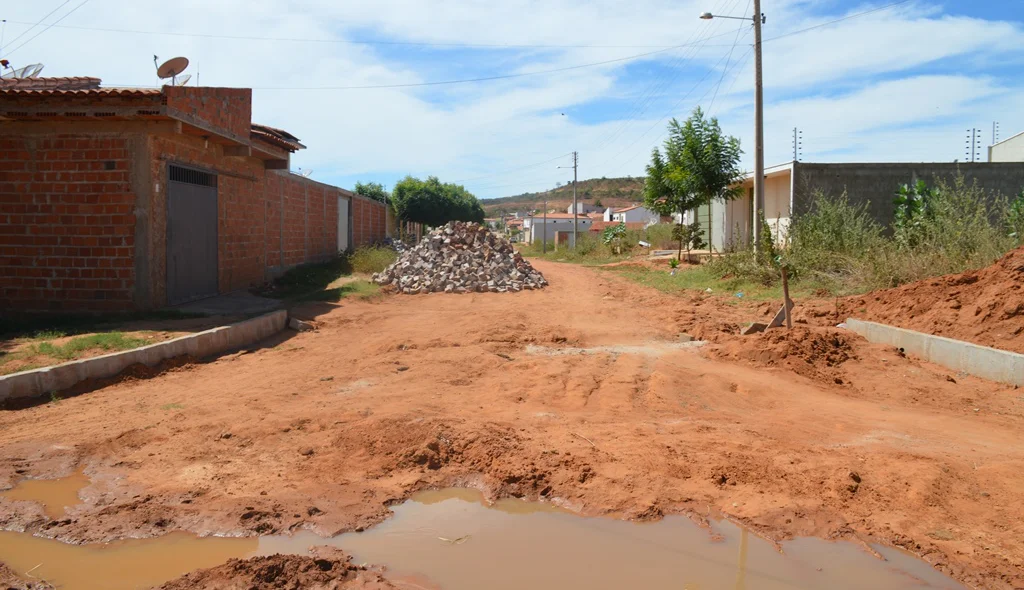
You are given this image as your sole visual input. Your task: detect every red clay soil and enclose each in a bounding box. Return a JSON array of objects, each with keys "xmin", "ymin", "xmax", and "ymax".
[
  {"xmin": 800, "ymin": 246, "xmax": 1024, "ymax": 353},
  {"xmin": 1, "ymin": 261, "xmax": 1023, "ymax": 589},
  {"xmin": 157, "ymin": 548, "xmax": 396, "ymax": 590}
]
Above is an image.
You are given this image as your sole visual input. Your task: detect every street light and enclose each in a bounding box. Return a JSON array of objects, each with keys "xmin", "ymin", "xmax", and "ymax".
[{"xmin": 700, "ymin": 2, "xmax": 766, "ymax": 253}]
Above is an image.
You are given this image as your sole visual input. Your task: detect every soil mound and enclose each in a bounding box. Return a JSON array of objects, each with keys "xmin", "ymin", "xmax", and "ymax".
[
  {"xmin": 157, "ymin": 548, "xmax": 397, "ymax": 590},
  {"xmin": 714, "ymin": 327, "xmax": 857, "ymax": 384},
  {"xmin": 844, "ymin": 247, "xmax": 1024, "ymax": 353},
  {"xmin": 373, "ymin": 221, "xmax": 546, "ymax": 294}
]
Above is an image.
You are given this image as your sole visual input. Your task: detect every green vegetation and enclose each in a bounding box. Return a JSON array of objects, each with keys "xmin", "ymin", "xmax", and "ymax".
[
  {"xmin": 482, "ymin": 177, "xmax": 643, "ymax": 217},
  {"xmin": 354, "ymin": 181, "xmax": 390, "ymax": 204},
  {"xmin": 702, "ymin": 175, "xmax": 1019, "ymax": 295},
  {"xmin": 31, "ymin": 332, "xmax": 151, "ymax": 362},
  {"xmin": 392, "ymin": 175, "xmax": 485, "ymax": 227},
  {"xmin": 643, "ymin": 107, "xmax": 743, "ymax": 258},
  {"xmin": 349, "ymin": 245, "xmax": 398, "ymax": 274},
  {"xmin": 257, "ymin": 246, "xmax": 395, "ymax": 302},
  {"xmin": 609, "ymin": 264, "xmax": 814, "ymax": 302}
]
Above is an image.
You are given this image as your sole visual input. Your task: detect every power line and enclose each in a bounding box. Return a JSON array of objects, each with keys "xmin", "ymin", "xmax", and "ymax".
[
  {"xmin": 0, "ymin": 0, "xmax": 72, "ymax": 53},
  {"xmin": 0, "ymin": 18, "xmax": 734, "ymax": 50},
  {"xmin": 108, "ymin": 36, "xmax": 743, "ymax": 91},
  {"xmin": 708, "ymin": 0, "xmax": 751, "ymax": 115},
  {"xmin": 450, "ymin": 152, "xmax": 573, "ymax": 184},
  {"xmin": 4, "ymin": 0, "xmax": 90, "ymax": 57},
  {"xmin": 585, "ymin": 0, "xmax": 745, "ymax": 156},
  {"xmin": 762, "ymin": 0, "xmax": 914, "ymax": 42}
]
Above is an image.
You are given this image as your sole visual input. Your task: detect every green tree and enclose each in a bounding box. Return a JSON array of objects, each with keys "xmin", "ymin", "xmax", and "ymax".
[
  {"xmin": 391, "ymin": 176, "xmax": 485, "ymax": 227},
  {"xmin": 643, "ymin": 107, "xmax": 743, "ymax": 258},
  {"xmin": 354, "ymin": 181, "xmax": 390, "ymax": 204},
  {"xmin": 594, "ymin": 198, "xmax": 604, "ymax": 208}
]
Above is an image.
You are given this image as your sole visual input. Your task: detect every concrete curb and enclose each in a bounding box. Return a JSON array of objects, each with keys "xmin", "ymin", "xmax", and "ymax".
[
  {"xmin": 0, "ymin": 310, "xmax": 289, "ymax": 403},
  {"xmin": 845, "ymin": 318, "xmax": 1024, "ymax": 386}
]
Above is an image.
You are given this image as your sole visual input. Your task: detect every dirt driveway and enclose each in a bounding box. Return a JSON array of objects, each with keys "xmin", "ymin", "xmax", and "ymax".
[{"xmin": 1, "ymin": 261, "xmax": 1022, "ymax": 588}]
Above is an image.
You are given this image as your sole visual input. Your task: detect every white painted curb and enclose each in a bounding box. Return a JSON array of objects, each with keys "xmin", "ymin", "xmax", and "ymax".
[
  {"xmin": 845, "ymin": 318, "xmax": 1024, "ymax": 386},
  {"xmin": 0, "ymin": 310, "xmax": 288, "ymax": 403}
]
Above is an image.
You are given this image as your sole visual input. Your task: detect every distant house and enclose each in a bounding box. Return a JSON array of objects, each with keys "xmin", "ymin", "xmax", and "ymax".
[
  {"xmin": 607, "ymin": 204, "xmax": 660, "ymax": 227},
  {"xmin": 567, "ymin": 202, "xmax": 604, "ymax": 215},
  {"xmin": 523, "ymin": 214, "xmax": 592, "ymax": 247}
]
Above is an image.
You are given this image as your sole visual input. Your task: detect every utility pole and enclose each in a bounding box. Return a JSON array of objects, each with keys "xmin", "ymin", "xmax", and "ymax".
[
  {"xmin": 542, "ymin": 198, "xmax": 548, "ymax": 254},
  {"xmin": 993, "ymin": 121, "xmax": 1000, "ymax": 145},
  {"xmin": 792, "ymin": 127, "xmax": 802, "ymax": 161},
  {"xmin": 558, "ymin": 152, "xmax": 579, "ymax": 248},
  {"xmin": 700, "ymin": 6, "xmax": 765, "ymax": 252},
  {"xmin": 572, "ymin": 151, "xmax": 578, "ymax": 248},
  {"xmin": 752, "ymin": 0, "xmax": 765, "ymax": 255}
]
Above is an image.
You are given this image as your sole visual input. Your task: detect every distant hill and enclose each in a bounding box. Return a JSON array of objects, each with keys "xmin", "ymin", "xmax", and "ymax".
[{"xmin": 481, "ymin": 177, "xmax": 644, "ymax": 216}]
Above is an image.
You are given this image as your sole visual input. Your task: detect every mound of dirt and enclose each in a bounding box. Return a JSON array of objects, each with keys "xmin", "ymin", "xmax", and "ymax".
[
  {"xmin": 713, "ymin": 327, "xmax": 857, "ymax": 384},
  {"xmin": 156, "ymin": 548, "xmax": 397, "ymax": 590},
  {"xmin": 840, "ymin": 247, "xmax": 1024, "ymax": 354}
]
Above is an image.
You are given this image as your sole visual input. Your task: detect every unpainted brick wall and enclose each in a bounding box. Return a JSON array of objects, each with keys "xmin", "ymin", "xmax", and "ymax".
[
  {"xmin": 0, "ymin": 133, "xmax": 137, "ymax": 311},
  {"xmin": 163, "ymin": 87, "xmax": 252, "ymax": 142}
]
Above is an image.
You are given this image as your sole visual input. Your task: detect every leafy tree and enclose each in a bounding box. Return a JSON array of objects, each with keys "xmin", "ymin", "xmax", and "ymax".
[
  {"xmin": 391, "ymin": 175, "xmax": 485, "ymax": 227},
  {"xmin": 353, "ymin": 181, "xmax": 390, "ymax": 204},
  {"xmin": 643, "ymin": 107, "xmax": 743, "ymax": 258},
  {"xmin": 672, "ymin": 220, "xmax": 706, "ymax": 261},
  {"xmin": 594, "ymin": 198, "xmax": 604, "ymax": 208},
  {"xmin": 602, "ymin": 222, "xmax": 627, "ymax": 255}
]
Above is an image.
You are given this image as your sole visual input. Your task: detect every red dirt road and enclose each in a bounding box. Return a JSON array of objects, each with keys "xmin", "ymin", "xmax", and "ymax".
[{"xmin": 1, "ymin": 261, "xmax": 1023, "ymax": 588}]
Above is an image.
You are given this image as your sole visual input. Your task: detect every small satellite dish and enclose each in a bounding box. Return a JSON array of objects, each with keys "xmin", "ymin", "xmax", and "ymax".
[
  {"xmin": 155, "ymin": 56, "xmax": 189, "ymax": 84},
  {"xmin": 174, "ymin": 74, "xmax": 191, "ymax": 86},
  {"xmin": 25, "ymin": 64, "xmax": 44, "ymax": 78},
  {"xmin": 300, "ymin": 169, "xmax": 313, "ymax": 178}
]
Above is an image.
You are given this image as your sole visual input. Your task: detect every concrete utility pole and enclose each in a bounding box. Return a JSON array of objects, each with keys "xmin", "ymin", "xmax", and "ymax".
[
  {"xmin": 792, "ymin": 127, "xmax": 802, "ymax": 162},
  {"xmin": 752, "ymin": 0, "xmax": 765, "ymax": 255},
  {"xmin": 701, "ymin": 3, "xmax": 765, "ymax": 253},
  {"xmin": 542, "ymin": 198, "xmax": 548, "ymax": 254},
  {"xmin": 558, "ymin": 151, "xmax": 579, "ymax": 248}
]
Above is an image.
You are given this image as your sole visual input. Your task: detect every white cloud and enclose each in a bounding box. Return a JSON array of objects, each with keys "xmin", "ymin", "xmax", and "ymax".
[{"xmin": 3, "ymin": 0, "xmax": 1022, "ymax": 199}]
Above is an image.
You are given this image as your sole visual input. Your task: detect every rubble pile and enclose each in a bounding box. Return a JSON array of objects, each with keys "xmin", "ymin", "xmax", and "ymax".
[{"xmin": 373, "ymin": 221, "xmax": 547, "ymax": 294}]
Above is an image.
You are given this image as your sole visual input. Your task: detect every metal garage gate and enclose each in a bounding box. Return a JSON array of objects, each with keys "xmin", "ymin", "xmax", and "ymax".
[{"xmin": 166, "ymin": 165, "xmax": 219, "ymax": 305}]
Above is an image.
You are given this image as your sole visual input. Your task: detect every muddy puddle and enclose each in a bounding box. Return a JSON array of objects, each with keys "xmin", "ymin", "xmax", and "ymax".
[
  {"xmin": 1, "ymin": 468, "xmax": 90, "ymax": 519},
  {"xmin": 0, "ymin": 487, "xmax": 964, "ymax": 589}
]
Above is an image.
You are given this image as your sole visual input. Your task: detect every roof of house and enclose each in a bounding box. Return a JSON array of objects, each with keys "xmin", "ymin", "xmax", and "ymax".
[
  {"xmin": 1, "ymin": 77, "xmax": 306, "ymax": 154},
  {"xmin": 614, "ymin": 204, "xmax": 644, "ymax": 213},
  {"xmin": 251, "ymin": 123, "xmax": 305, "ymax": 152},
  {"xmin": 991, "ymin": 129, "xmax": 1024, "ymax": 148},
  {"xmin": 527, "ymin": 213, "xmax": 593, "ymax": 220}
]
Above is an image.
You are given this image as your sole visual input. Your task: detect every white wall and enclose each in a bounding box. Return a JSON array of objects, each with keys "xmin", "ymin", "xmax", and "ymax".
[
  {"xmin": 527, "ymin": 219, "xmax": 592, "ymax": 245},
  {"xmin": 990, "ymin": 132, "xmax": 1024, "ymax": 162},
  {"xmin": 613, "ymin": 207, "xmax": 660, "ymax": 225}
]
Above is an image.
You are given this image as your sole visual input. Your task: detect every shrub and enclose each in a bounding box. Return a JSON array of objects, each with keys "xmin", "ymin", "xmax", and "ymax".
[{"xmin": 349, "ymin": 246, "xmax": 398, "ymax": 274}]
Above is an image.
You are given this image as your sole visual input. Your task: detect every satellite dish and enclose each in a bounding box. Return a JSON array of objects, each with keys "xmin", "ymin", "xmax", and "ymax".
[
  {"xmin": 300, "ymin": 169, "xmax": 313, "ymax": 178},
  {"xmin": 25, "ymin": 64, "xmax": 44, "ymax": 78},
  {"xmin": 174, "ymin": 74, "xmax": 191, "ymax": 86},
  {"xmin": 155, "ymin": 56, "xmax": 189, "ymax": 84},
  {"xmin": 6, "ymin": 66, "xmax": 31, "ymax": 78}
]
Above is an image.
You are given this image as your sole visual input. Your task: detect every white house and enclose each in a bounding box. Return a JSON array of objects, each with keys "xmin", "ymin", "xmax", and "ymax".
[
  {"xmin": 610, "ymin": 205, "xmax": 660, "ymax": 227},
  {"xmin": 567, "ymin": 202, "xmax": 604, "ymax": 215},
  {"xmin": 990, "ymin": 130, "xmax": 1024, "ymax": 162},
  {"xmin": 524, "ymin": 213, "xmax": 593, "ymax": 247}
]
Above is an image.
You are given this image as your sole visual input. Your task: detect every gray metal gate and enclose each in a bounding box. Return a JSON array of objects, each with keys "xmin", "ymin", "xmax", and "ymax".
[{"xmin": 166, "ymin": 165, "xmax": 218, "ymax": 305}]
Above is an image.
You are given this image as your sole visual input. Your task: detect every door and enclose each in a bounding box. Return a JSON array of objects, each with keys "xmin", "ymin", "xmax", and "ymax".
[
  {"xmin": 337, "ymin": 196, "xmax": 350, "ymax": 252},
  {"xmin": 166, "ymin": 165, "xmax": 218, "ymax": 305}
]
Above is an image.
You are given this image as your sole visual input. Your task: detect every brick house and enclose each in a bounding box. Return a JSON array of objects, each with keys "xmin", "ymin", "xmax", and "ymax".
[{"xmin": 0, "ymin": 77, "xmax": 388, "ymax": 311}]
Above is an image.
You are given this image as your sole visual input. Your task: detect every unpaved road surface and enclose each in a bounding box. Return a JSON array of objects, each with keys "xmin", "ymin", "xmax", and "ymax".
[{"xmin": 2, "ymin": 261, "xmax": 1022, "ymax": 588}]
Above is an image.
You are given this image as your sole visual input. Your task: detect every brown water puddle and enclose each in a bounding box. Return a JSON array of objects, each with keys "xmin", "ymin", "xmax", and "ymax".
[
  {"xmin": 0, "ymin": 487, "xmax": 965, "ymax": 590},
  {"xmin": 0, "ymin": 468, "xmax": 90, "ymax": 519}
]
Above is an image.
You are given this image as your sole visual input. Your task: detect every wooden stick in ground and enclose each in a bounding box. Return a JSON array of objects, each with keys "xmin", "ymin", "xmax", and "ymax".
[{"xmin": 781, "ymin": 266, "xmax": 793, "ymax": 329}]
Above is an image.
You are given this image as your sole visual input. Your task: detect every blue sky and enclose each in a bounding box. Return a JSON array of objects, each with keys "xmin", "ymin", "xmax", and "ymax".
[{"xmin": 4, "ymin": 0, "xmax": 1022, "ymax": 199}]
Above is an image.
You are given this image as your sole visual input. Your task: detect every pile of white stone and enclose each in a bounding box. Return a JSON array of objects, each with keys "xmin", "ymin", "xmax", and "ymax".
[{"xmin": 372, "ymin": 221, "xmax": 547, "ymax": 294}]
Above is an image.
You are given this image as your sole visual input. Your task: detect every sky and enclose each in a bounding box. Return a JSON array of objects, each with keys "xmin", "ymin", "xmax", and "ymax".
[{"xmin": 2, "ymin": 0, "xmax": 1022, "ymax": 200}]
